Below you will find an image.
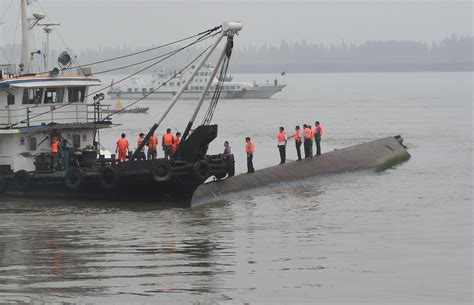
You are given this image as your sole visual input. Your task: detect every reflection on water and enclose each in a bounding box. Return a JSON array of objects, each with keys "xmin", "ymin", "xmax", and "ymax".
[{"xmin": 0, "ymin": 72, "xmax": 472, "ymax": 304}]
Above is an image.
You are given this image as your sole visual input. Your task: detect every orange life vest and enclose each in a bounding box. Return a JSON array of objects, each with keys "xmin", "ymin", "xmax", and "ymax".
[
  {"xmin": 304, "ymin": 127, "xmax": 312, "ymax": 139},
  {"xmin": 117, "ymin": 138, "xmax": 129, "ymax": 151},
  {"xmin": 294, "ymin": 130, "xmax": 301, "ymax": 141},
  {"xmin": 246, "ymin": 141, "xmax": 255, "ymax": 153},
  {"xmin": 278, "ymin": 131, "xmax": 286, "ymax": 142},
  {"xmin": 313, "ymin": 126, "xmax": 324, "ymax": 137},
  {"xmin": 148, "ymin": 135, "xmax": 158, "ymax": 148},
  {"xmin": 163, "ymin": 133, "xmax": 174, "ymax": 146},
  {"xmin": 172, "ymin": 136, "xmax": 181, "ymax": 152},
  {"xmin": 51, "ymin": 140, "xmax": 60, "ymax": 153}
]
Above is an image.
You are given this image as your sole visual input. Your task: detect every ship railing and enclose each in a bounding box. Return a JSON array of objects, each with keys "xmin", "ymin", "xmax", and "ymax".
[{"xmin": 0, "ymin": 103, "xmax": 112, "ymax": 128}]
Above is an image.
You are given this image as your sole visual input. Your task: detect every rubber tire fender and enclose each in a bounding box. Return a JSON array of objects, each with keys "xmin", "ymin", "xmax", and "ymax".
[
  {"xmin": 99, "ymin": 166, "xmax": 120, "ymax": 190},
  {"xmin": 14, "ymin": 170, "xmax": 31, "ymax": 191},
  {"xmin": 193, "ymin": 160, "xmax": 210, "ymax": 181},
  {"xmin": 64, "ymin": 168, "xmax": 84, "ymax": 191},
  {"xmin": 151, "ymin": 161, "xmax": 172, "ymax": 182},
  {"xmin": 0, "ymin": 177, "xmax": 8, "ymax": 194}
]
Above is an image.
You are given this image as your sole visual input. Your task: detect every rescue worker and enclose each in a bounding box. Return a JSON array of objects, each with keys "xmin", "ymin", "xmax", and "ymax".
[
  {"xmin": 172, "ymin": 132, "xmax": 181, "ymax": 154},
  {"xmin": 294, "ymin": 125, "xmax": 302, "ymax": 161},
  {"xmin": 303, "ymin": 124, "xmax": 311, "ymax": 158},
  {"xmin": 313, "ymin": 121, "xmax": 324, "ymax": 156},
  {"xmin": 51, "ymin": 136, "xmax": 62, "ymax": 170},
  {"xmin": 116, "ymin": 133, "xmax": 130, "ymax": 162},
  {"xmin": 147, "ymin": 132, "xmax": 158, "ymax": 160},
  {"xmin": 277, "ymin": 126, "xmax": 287, "ymax": 164},
  {"xmin": 136, "ymin": 133, "xmax": 146, "ymax": 161},
  {"xmin": 223, "ymin": 141, "xmax": 231, "ymax": 155},
  {"xmin": 162, "ymin": 128, "xmax": 174, "ymax": 159},
  {"xmin": 245, "ymin": 137, "xmax": 255, "ymax": 173}
]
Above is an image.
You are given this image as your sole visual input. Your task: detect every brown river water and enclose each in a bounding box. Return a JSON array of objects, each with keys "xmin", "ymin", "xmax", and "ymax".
[{"xmin": 0, "ymin": 72, "xmax": 472, "ymax": 304}]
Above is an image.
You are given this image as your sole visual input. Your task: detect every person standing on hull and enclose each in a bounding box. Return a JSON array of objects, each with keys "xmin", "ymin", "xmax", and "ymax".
[
  {"xmin": 51, "ymin": 136, "xmax": 62, "ymax": 170},
  {"xmin": 136, "ymin": 133, "xmax": 147, "ymax": 161},
  {"xmin": 245, "ymin": 137, "xmax": 255, "ymax": 173},
  {"xmin": 313, "ymin": 121, "xmax": 324, "ymax": 156},
  {"xmin": 116, "ymin": 133, "xmax": 130, "ymax": 162},
  {"xmin": 277, "ymin": 126, "xmax": 287, "ymax": 164},
  {"xmin": 162, "ymin": 128, "xmax": 174, "ymax": 159},
  {"xmin": 294, "ymin": 125, "xmax": 302, "ymax": 161},
  {"xmin": 172, "ymin": 132, "xmax": 182, "ymax": 155},
  {"xmin": 223, "ymin": 141, "xmax": 231, "ymax": 155},
  {"xmin": 147, "ymin": 132, "xmax": 158, "ymax": 160},
  {"xmin": 306, "ymin": 123, "xmax": 314, "ymax": 158},
  {"xmin": 303, "ymin": 124, "xmax": 312, "ymax": 159}
]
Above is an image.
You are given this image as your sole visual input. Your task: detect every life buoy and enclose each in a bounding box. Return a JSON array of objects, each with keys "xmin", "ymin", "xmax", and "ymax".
[
  {"xmin": 14, "ymin": 170, "xmax": 31, "ymax": 191},
  {"xmin": 193, "ymin": 160, "xmax": 210, "ymax": 181},
  {"xmin": 64, "ymin": 168, "xmax": 84, "ymax": 191},
  {"xmin": 99, "ymin": 166, "xmax": 120, "ymax": 189},
  {"xmin": 0, "ymin": 177, "xmax": 8, "ymax": 194},
  {"xmin": 151, "ymin": 162, "xmax": 172, "ymax": 182}
]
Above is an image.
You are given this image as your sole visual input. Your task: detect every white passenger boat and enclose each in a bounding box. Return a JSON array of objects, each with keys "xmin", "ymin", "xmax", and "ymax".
[{"xmin": 107, "ymin": 64, "xmax": 286, "ymax": 100}]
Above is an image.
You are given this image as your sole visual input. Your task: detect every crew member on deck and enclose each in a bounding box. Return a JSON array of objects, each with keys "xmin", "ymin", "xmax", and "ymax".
[
  {"xmin": 147, "ymin": 132, "xmax": 158, "ymax": 160},
  {"xmin": 172, "ymin": 132, "xmax": 181, "ymax": 155},
  {"xmin": 303, "ymin": 124, "xmax": 312, "ymax": 158},
  {"xmin": 313, "ymin": 121, "xmax": 324, "ymax": 156},
  {"xmin": 116, "ymin": 133, "xmax": 130, "ymax": 162},
  {"xmin": 162, "ymin": 128, "xmax": 174, "ymax": 159},
  {"xmin": 294, "ymin": 125, "xmax": 302, "ymax": 161},
  {"xmin": 51, "ymin": 136, "xmax": 62, "ymax": 170},
  {"xmin": 245, "ymin": 137, "xmax": 255, "ymax": 173},
  {"xmin": 223, "ymin": 141, "xmax": 231, "ymax": 155},
  {"xmin": 277, "ymin": 126, "xmax": 287, "ymax": 164},
  {"xmin": 137, "ymin": 133, "xmax": 147, "ymax": 161}
]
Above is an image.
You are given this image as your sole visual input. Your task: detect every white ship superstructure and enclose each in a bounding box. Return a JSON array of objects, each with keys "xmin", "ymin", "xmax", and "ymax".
[{"xmin": 108, "ymin": 64, "xmax": 286, "ymax": 100}]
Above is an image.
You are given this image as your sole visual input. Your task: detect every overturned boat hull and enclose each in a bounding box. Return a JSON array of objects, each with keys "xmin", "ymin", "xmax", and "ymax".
[{"xmin": 191, "ymin": 136, "xmax": 410, "ymax": 207}]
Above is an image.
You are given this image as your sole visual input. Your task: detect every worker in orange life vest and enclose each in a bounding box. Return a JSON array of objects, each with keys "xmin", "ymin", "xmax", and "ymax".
[
  {"xmin": 116, "ymin": 133, "xmax": 130, "ymax": 162},
  {"xmin": 162, "ymin": 128, "xmax": 174, "ymax": 159},
  {"xmin": 277, "ymin": 126, "xmax": 287, "ymax": 164},
  {"xmin": 313, "ymin": 121, "xmax": 324, "ymax": 156},
  {"xmin": 136, "ymin": 133, "xmax": 147, "ymax": 161},
  {"xmin": 303, "ymin": 124, "xmax": 313, "ymax": 159},
  {"xmin": 51, "ymin": 136, "xmax": 62, "ymax": 170},
  {"xmin": 147, "ymin": 133, "xmax": 158, "ymax": 160},
  {"xmin": 294, "ymin": 125, "xmax": 302, "ymax": 161},
  {"xmin": 172, "ymin": 132, "xmax": 181, "ymax": 154},
  {"xmin": 245, "ymin": 137, "xmax": 255, "ymax": 173}
]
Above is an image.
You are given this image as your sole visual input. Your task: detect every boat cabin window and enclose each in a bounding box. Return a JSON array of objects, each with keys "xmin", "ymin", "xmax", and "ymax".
[
  {"xmin": 169, "ymin": 82, "xmax": 174, "ymax": 86},
  {"xmin": 7, "ymin": 93, "xmax": 14, "ymax": 105},
  {"xmin": 149, "ymin": 88, "xmax": 154, "ymax": 92},
  {"xmin": 142, "ymin": 88, "xmax": 147, "ymax": 93},
  {"xmin": 44, "ymin": 88, "xmax": 65, "ymax": 104},
  {"xmin": 67, "ymin": 87, "xmax": 85, "ymax": 103},
  {"xmin": 127, "ymin": 88, "xmax": 132, "ymax": 92},
  {"xmin": 22, "ymin": 88, "xmax": 43, "ymax": 104},
  {"xmin": 29, "ymin": 137, "xmax": 37, "ymax": 151},
  {"xmin": 73, "ymin": 134, "xmax": 80, "ymax": 149}
]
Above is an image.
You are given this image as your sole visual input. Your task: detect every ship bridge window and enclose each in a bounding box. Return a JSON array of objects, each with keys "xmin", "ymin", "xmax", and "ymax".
[
  {"xmin": 22, "ymin": 88, "xmax": 43, "ymax": 105},
  {"xmin": 149, "ymin": 88, "xmax": 154, "ymax": 92},
  {"xmin": 169, "ymin": 82, "xmax": 174, "ymax": 86},
  {"xmin": 177, "ymin": 82, "xmax": 180, "ymax": 87},
  {"xmin": 44, "ymin": 88, "xmax": 64, "ymax": 104},
  {"xmin": 142, "ymin": 88, "xmax": 147, "ymax": 93},
  {"xmin": 127, "ymin": 88, "xmax": 132, "ymax": 92},
  {"xmin": 7, "ymin": 93, "xmax": 14, "ymax": 105},
  {"xmin": 67, "ymin": 87, "xmax": 85, "ymax": 103}
]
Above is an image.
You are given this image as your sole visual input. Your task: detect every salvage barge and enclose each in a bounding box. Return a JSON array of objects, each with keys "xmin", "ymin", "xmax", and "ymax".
[{"xmin": 0, "ymin": 1, "xmax": 241, "ymax": 202}]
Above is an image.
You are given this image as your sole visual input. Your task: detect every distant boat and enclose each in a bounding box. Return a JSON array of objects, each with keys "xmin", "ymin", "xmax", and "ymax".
[
  {"xmin": 101, "ymin": 100, "xmax": 149, "ymax": 114},
  {"xmin": 107, "ymin": 64, "xmax": 286, "ymax": 100}
]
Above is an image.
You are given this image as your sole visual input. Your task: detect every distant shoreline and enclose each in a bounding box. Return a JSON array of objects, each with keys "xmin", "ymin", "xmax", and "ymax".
[{"xmin": 228, "ymin": 62, "xmax": 474, "ymax": 74}]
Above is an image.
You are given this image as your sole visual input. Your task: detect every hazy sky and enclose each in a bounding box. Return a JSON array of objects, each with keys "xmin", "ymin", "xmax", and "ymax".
[{"xmin": 0, "ymin": 0, "xmax": 472, "ymax": 51}]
